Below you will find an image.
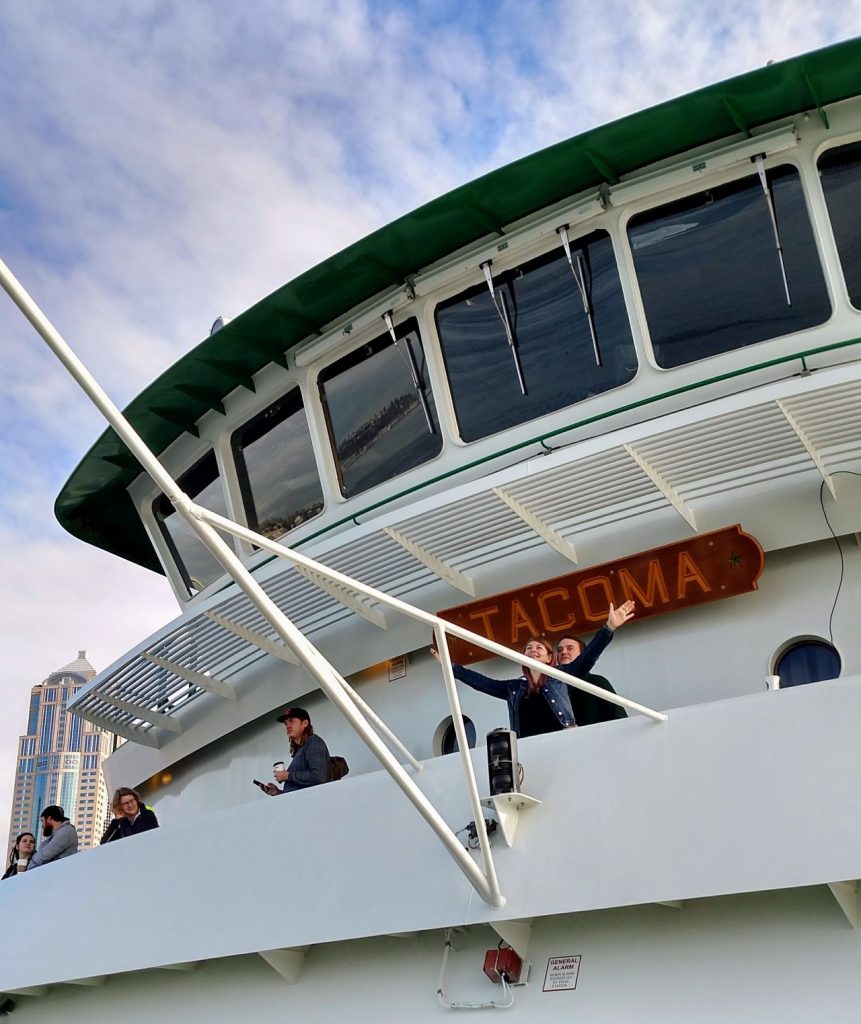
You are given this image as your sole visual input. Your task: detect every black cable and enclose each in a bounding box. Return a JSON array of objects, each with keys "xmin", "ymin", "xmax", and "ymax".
[{"xmin": 819, "ymin": 471, "xmax": 861, "ymax": 644}]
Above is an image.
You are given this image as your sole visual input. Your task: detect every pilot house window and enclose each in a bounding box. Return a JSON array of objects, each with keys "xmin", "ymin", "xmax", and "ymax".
[
  {"xmin": 153, "ymin": 450, "xmax": 228, "ymax": 595},
  {"xmin": 818, "ymin": 141, "xmax": 861, "ymax": 309},
  {"xmin": 628, "ymin": 164, "xmax": 830, "ymax": 368},
  {"xmin": 319, "ymin": 318, "xmax": 442, "ymax": 498},
  {"xmin": 435, "ymin": 230, "xmax": 636, "ymax": 442},
  {"xmin": 232, "ymin": 388, "xmax": 324, "ymax": 540}
]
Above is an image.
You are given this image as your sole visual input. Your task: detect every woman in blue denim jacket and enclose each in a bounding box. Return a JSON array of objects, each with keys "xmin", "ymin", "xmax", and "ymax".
[{"xmin": 433, "ymin": 602, "xmax": 634, "ymax": 738}]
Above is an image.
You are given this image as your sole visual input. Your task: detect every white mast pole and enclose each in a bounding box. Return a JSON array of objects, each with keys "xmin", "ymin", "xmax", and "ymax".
[{"xmin": 0, "ymin": 257, "xmax": 505, "ymax": 909}]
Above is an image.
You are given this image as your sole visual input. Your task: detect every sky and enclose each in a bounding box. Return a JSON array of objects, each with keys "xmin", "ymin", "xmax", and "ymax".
[{"xmin": 0, "ymin": 1, "xmax": 858, "ymax": 838}]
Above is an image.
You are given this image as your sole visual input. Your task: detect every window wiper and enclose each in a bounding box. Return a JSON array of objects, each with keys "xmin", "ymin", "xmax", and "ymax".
[
  {"xmin": 557, "ymin": 224, "xmax": 602, "ymax": 366},
  {"xmin": 382, "ymin": 312, "xmax": 435, "ymax": 434},
  {"xmin": 753, "ymin": 154, "xmax": 791, "ymax": 306},
  {"xmin": 480, "ymin": 260, "xmax": 527, "ymax": 395}
]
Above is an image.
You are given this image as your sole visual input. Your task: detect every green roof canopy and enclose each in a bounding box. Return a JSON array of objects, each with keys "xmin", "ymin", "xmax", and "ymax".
[{"xmin": 54, "ymin": 38, "xmax": 861, "ymax": 572}]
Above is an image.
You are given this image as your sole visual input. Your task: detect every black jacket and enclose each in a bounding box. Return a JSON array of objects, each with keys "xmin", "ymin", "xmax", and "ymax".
[{"xmin": 100, "ymin": 807, "xmax": 160, "ymax": 844}]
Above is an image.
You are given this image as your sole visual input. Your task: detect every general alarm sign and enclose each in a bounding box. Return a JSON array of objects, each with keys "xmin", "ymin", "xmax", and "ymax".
[{"xmin": 438, "ymin": 524, "xmax": 763, "ymax": 664}]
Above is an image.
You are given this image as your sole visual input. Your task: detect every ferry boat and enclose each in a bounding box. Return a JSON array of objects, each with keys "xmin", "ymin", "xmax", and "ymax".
[{"xmin": 2, "ymin": 38, "xmax": 861, "ymax": 1023}]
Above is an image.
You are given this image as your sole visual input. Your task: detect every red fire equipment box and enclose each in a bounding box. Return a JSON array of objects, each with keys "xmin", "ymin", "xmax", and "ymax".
[{"xmin": 483, "ymin": 946, "xmax": 523, "ymax": 984}]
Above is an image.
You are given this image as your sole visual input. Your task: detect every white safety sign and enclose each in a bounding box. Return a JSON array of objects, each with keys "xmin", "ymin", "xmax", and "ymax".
[{"xmin": 542, "ymin": 955, "xmax": 581, "ymax": 992}]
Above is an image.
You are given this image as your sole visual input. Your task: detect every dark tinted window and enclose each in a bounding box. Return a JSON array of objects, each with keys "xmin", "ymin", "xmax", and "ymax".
[
  {"xmin": 232, "ymin": 388, "xmax": 323, "ymax": 540},
  {"xmin": 628, "ymin": 165, "xmax": 830, "ymax": 368},
  {"xmin": 775, "ymin": 640, "xmax": 841, "ymax": 687},
  {"xmin": 818, "ymin": 142, "xmax": 861, "ymax": 308},
  {"xmin": 154, "ymin": 451, "xmax": 228, "ymax": 594},
  {"xmin": 436, "ymin": 231, "xmax": 636, "ymax": 441},
  {"xmin": 319, "ymin": 318, "xmax": 441, "ymax": 497},
  {"xmin": 441, "ymin": 716, "xmax": 477, "ymax": 755}
]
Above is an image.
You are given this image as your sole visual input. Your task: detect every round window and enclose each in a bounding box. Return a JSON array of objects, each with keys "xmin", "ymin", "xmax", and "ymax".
[
  {"xmin": 434, "ymin": 716, "xmax": 477, "ymax": 756},
  {"xmin": 774, "ymin": 639, "xmax": 841, "ymax": 688}
]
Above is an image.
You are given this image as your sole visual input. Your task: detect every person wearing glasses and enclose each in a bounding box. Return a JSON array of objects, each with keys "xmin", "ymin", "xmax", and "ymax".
[{"xmin": 100, "ymin": 787, "xmax": 160, "ymax": 843}]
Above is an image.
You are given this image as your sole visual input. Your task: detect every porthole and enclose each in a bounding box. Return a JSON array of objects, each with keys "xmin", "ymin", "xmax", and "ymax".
[
  {"xmin": 433, "ymin": 715, "xmax": 477, "ymax": 756},
  {"xmin": 773, "ymin": 638, "xmax": 841, "ymax": 688}
]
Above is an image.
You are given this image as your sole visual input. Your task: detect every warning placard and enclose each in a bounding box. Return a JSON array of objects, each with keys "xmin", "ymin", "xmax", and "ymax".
[{"xmin": 542, "ymin": 955, "xmax": 581, "ymax": 992}]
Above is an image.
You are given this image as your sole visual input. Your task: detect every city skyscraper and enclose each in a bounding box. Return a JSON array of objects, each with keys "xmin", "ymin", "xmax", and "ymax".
[{"xmin": 6, "ymin": 652, "xmax": 117, "ymax": 853}]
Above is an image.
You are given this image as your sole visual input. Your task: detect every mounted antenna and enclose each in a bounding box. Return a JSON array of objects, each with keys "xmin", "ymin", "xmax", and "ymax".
[
  {"xmin": 753, "ymin": 154, "xmax": 791, "ymax": 306},
  {"xmin": 556, "ymin": 225, "xmax": 602, "ymax": 366},
  {"xmin": 382, "ymin": 311, "xmax": 435, "ymax": 434},
  {"xmin": 479, "ymin": 260, "xmax": 527, "ymax": 395}
]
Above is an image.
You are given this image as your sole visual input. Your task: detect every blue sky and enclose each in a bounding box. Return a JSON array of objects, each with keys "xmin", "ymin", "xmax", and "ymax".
[{"xmin": 0, "ymin": 1, "xmax": 858, "ymax": 836}]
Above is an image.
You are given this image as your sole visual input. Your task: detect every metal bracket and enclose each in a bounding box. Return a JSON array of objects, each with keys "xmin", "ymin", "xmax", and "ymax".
[
  {"xmin": 294, "ymin": 565, "xmax": 388, "ymax": 629},
  {"xmin": 777, "ymin": 398, "xmax": 836, "ymax": 499},
  {"xmin": 489, "ymin": 918, "xmax": 533, "ymax": 960},
  {"xmin": 97, "ymin": 694, "xmax": 183, "ymax": 734},
  {"xmin": 205, "ymin": 611, "xmax": 300, "ymax": 664},
  {"xmin": 384, "ymin": 526, "xmax": 476, "ymax": 595},
  {"xmin": 828, "ymin": 881, "xmax": 861, "ymax": 928},
  {"xmin": 481, "ymin": 792, "xmax": 541, "ymax": 847},
  {"xmin": 258, "ymin": 947, "xmax": 308, "ymax": 983},
  {"xmin": 143, "ymin": 653, "xmax": 237, "ymax": 701},
  {"xmin": 493, "ymin": 486, "xmax": 578, "ymax": 564},
  {"xmin": 624, "ymin": 443, "xmax": 697, "ymax": 530}
]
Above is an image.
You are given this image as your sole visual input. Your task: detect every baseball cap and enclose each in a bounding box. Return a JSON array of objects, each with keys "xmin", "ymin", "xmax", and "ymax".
[{"xmin": 276, "ymin": 706, "xmax": 310, "ymax": 723}]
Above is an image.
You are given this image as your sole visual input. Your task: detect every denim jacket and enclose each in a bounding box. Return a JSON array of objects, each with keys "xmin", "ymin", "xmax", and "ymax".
[{"xmin": 452, "ymin": 626, "xmax": 615, "ymax": 736}]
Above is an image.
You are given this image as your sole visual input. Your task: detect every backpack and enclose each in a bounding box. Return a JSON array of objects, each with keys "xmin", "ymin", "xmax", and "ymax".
[{"xmin": 328, "ymin": 756, "xmax": 349, "ymax": 782}]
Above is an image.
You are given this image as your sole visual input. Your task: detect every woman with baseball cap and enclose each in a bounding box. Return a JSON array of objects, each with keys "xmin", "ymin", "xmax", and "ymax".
[{"xmin": 262, "ymin": 707, "xmax": 330, "ymax": 795}]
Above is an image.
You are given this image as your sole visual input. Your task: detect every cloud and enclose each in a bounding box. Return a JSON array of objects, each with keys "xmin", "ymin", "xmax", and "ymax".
[{"xmin": 0, "ymin": 0, "xmax": 858, "ymax": 836}]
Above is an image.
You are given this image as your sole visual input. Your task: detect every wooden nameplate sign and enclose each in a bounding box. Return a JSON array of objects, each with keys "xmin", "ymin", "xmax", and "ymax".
[{"xmin": 438, "ymin": 524, "xmax": 764, "ymax": 665}]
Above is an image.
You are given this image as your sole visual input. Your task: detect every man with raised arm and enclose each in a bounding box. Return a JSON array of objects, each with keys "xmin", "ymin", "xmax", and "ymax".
[{"xmin": 557, "ymin": 633, "xmax": 629, "ymax": 726}]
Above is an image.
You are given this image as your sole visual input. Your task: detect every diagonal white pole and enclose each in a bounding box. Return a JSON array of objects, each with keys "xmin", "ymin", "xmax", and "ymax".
[
  {"xmin": 0, "ymin": 256, "xmax": 504, "ymax": 909},
  {"xmin": 200, "ymin": 507, "xmax": 667, "ymax": 723}
]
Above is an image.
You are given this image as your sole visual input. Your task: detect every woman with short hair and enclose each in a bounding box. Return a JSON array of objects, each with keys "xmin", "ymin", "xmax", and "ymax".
[{"xmin": 100, "ymin": 787, "xmax": 159, "ymax": 843}]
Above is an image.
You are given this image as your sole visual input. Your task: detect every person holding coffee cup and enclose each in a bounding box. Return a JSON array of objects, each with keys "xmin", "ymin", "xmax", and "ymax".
[
  {"xmin": 260, "ymin": 707, "xmax": 330, "ymax": 796},
  {"xmin": 2, "ymin": 832, "xmax": 36, "ymax": 879}
]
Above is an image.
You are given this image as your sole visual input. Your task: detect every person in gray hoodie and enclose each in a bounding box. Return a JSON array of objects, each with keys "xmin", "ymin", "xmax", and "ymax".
[{"xmin": 28, "ymin": 806, "xmax": 78, "ymax": 869}]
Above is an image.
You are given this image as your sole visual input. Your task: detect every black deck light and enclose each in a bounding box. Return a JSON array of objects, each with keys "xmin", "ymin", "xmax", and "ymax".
[{"xmin": 486, "ymin": 728, "xmax": 519, "ymax": 796}]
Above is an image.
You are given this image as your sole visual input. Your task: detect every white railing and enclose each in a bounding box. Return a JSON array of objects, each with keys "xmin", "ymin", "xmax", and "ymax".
[{"xmin": 0, "ymin": 257, "xmax": 667, "ymax": 910}]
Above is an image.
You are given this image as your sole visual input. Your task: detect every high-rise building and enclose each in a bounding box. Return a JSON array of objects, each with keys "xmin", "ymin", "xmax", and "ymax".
[{"xmin": 6, "ymin": 652, "xmax": 116, "ymax": 852}]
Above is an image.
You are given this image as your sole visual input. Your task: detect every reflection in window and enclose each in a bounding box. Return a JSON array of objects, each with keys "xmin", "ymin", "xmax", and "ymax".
[
  {"xmin": 319, "ymin": 318, "xmax": 442, "ymax": 497},
  {"xmin": 775, "ymin": 639, "xmax": 841, "ymax": 687},
  {"xmin": 436, "ymin": 231, "xmax": 636, "ymax": 442},
  {"xmin": 628, "ymin": 165, "xmax": 830, "ymax": 368},
  {"xmin": 232, "ymin": 388, "xmax": 323, "ymax": 540},
  {"xmin": 818, "ymin": 142, "xmax": 861, "ymax": 308},
  {"xmin": 153, "ymin": 450, "xmax": 228, "ymax": 594}
]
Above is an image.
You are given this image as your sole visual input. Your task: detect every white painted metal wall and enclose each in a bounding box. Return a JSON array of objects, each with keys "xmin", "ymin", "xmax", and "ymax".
[
  {"xmin": 5, "ymin": 889, "xmax": 861, "ymax": 1024},
  {"xmin": 4, "ymin": 670, "xmax": 861, "ymax": 998},
  {"xmin": 103, "ymin": 533, "xmax": 861, "ymax": 824}
]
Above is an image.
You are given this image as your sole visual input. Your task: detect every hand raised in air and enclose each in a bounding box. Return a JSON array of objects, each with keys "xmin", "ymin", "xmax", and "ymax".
[{"xmin": 606, "ymin": 600, "xmax": 635, "ymax": 631}]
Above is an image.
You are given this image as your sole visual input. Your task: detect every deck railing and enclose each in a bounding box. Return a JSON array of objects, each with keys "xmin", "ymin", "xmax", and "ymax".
[{"xmin": 0, "ymin": 256, "xmax": 667, "ymax": 909}]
